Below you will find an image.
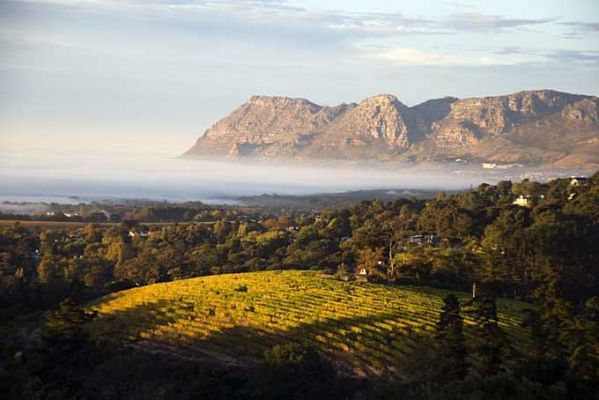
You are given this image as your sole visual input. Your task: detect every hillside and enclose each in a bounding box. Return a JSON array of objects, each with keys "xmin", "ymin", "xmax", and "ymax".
[
  {"xmin": 88, "ymin": 270, "xmax": 531, "ymax": 377},
  {"xmin": 183, "ymin": 90, "xmax": 599, "ymax": 169}
]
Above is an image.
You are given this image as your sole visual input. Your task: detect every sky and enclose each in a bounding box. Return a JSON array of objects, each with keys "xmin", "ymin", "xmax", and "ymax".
[{"xmin": 1, "ymin": 0, "xmax": 598, "ymax": 157}]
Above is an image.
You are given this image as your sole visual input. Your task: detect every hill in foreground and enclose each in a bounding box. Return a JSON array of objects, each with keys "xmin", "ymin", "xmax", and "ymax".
[{"xmin": 88, "ymin": 270, "xmax": 531, "ymax": 377}]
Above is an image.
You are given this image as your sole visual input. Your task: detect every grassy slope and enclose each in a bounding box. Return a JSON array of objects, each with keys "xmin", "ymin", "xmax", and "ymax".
[{"xmin": 87, "ymin": 270, "xmax": 532, "ymax": 377}]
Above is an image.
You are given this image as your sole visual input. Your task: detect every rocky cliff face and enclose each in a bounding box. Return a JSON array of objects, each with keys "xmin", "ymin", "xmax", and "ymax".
[
  {"xmin": 301, "ymin": 94, "xmax": 421, "ymax": 159},
  {"xmin": 183, "ymin": 90, "xmax": 599, "ymax": 168},
  {"xmin": 445, "ymin": 90, "xmax": 580, "ymax": 134},
  {"xmin": 189, "ymin": 95, "xmax": 352, "ymax": 158},
  {"xmin": 561, "ymin": 98, "xmax": 599, "ymax": 123}
]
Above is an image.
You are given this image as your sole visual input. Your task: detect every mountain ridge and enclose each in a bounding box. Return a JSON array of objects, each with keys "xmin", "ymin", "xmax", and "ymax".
[{"xmin": 184, "ymin": 89, "xmax": 599, "ymax": 169}]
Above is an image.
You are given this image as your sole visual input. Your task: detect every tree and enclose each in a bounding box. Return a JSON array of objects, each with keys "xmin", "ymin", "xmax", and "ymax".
[
  {"xmin": 418, "ymin": 202, "xmax": 474, "ymax": 242},
  {"xmin": 385, "ymin": 220, "xmax": 403, "ymax": 278},
  {"xmin": 114, "ymin": 249, "xmax": 163, "ymax": 285},
  {"xmin": 82, "ymin": 262, "xmax": 112, "ymax": 288},
  {"xmin": 572, "ymin": 297, "xmax": 599, "ymax": 381},
  {"xmin": 357, "ymin": 247, "xmax": 386, "ymax": 279},
  {"xmin": 436, "ymin": 294, "xmax": 468, "ymax": 382},
  {"xmin": 324, "ymin": 216, "xmax": 351, "ymax": 239},
  {"xmin": 474, "ymin": 295, "xmax": 504, "ymax": 376},
  {"xmin": 254, "ymin": 343, "xmax": 337, "ymax": 400},
  {"xmin": 29, "ymin": 298, "xmax": 98, "ymax": 398},
  {"xmin": 496, "ymin": 180, "xmax": 513, "ymax": 196},
  {"xmin": 37, "ymin": 254, "xmax": 69, "ymax": 305},
  {"xmin": 352, "ymin": 219, "xmax": 387, "ymax": 249},
  {"xmin": 213, "ymin": 220, "xmax": 232, "ymax": 242}
]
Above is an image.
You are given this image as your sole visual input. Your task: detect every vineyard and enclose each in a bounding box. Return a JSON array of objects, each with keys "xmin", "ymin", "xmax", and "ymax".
[{"xmin": 87, "ymin": 270, "xmax": 532, "ymax": 377}]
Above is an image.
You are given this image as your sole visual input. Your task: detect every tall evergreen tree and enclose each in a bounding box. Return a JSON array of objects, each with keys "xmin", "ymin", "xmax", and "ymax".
[
  {"xmin": 436, "ymin": 294, "xmax": 468, "ymax": 381},
  {"xmin": 474, "ymin": 295, "xmax": 504, "ymax": 376}
]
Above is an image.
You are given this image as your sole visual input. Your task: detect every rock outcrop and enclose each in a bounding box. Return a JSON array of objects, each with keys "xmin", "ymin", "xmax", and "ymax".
[{"xmin": 183, "ymin": 90, "xmax": 599, "ymax": 168}]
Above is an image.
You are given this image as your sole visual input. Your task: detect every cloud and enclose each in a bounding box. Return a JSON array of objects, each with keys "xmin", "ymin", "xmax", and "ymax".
[
  {"xmin": 546, "ymin": 50, "xmax": 599, "ymax": 63},
  {"xmin": 560, "ymin": 21, "xmax": 599, "ymax": 32},
  {"xmin": 445, "ymin": 12, "xmax": 555, "ymax": 32},
  {"xmin": 365, "ymin": 44, "xmax": 590, "ymax": 67},
  {"xmin": 493, "ymin": 46, "xmax": 599, "ymax": 63},
  {"xmin": 148, "ymin": 2, "xmax": 450, "ymax": 36},
  {"xmin": 367, "ymin": 47, "xmax": 461, "ymax": 66},
  {"xmin": 5, "ymin": 0, "xmax": 597, "ymax": 71},
  {"xmin": 318, "ymin": 11, "xmax": 450, "ymax": 36},
  {"xmin": 10, "ymin": 0, "xmax": 560, "ymax": 38}
]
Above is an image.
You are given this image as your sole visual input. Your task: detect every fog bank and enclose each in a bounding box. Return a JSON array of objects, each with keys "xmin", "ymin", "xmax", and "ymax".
[{"xmin": 0, "ymin": 152, "xmax": 561, "ymax": 204}]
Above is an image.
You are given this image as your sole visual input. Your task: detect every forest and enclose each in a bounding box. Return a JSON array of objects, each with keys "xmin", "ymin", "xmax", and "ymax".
[{"xmin": 1, "ymin": 172, "xmax": 598, "ymax": 399}]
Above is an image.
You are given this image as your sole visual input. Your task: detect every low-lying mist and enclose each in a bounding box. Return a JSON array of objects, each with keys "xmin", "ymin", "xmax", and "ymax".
[{"xmin": 0, "ymin": 151, "xmax": 550, "ymax": 204}]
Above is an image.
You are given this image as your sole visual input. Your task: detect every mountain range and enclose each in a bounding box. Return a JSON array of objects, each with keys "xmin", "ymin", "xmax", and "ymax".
[{"xmin": 183, "ymin": 90, "xmax": 599, "ymax": 169}]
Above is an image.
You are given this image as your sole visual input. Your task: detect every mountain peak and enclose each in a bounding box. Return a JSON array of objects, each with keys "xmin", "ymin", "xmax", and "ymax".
[
  {"xmin": 247, "ymin": 95, "xmax": 320, "ymax": 109},
  {"xmin": 360, "ymin": 94, "xmax": 405, "ymax": 108},
  {"xmin": 184, "ymin": 90, "xmax": 599, "ymax": 169}
]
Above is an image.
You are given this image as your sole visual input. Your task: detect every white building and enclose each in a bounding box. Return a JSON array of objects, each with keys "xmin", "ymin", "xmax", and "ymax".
[
  {"xmin": 512, "ymin": 195, "xmax": 530, "ymax": 207},
  {"xmin": 569, "ymin": 176, "xmax": 589, "ymax": 187}
]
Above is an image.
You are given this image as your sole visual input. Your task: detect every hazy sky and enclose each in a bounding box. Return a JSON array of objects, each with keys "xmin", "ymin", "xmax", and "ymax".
[{"xmin": 1, "ymin": 0, "xmax": 598, "ymax": 156}]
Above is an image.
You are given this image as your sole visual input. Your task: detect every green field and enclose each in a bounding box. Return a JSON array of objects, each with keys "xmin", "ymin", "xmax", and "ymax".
[{"xmin": 88, "ymin": 270, "xmax": 532, "ymax": 377}]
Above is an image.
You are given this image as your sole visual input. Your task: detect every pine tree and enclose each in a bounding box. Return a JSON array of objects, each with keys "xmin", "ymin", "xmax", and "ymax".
[
  {"xmin": 436, "ymin": 294, "xmax": 468, "ymax": 381},
  {"xmin": 474, "ymin": 294, "xmax": 504, "ymax": 376}
]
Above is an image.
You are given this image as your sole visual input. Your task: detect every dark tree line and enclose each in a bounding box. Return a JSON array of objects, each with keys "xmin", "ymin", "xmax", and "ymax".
[{"xmin": 2, "ymin": 172, "xmax": 598, "ymax": 308}]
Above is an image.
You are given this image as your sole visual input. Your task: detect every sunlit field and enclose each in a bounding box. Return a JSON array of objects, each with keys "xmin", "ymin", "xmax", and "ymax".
[{"xmin": 89, "ymin": 270, "xmax": 531, "ymax": 377}]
